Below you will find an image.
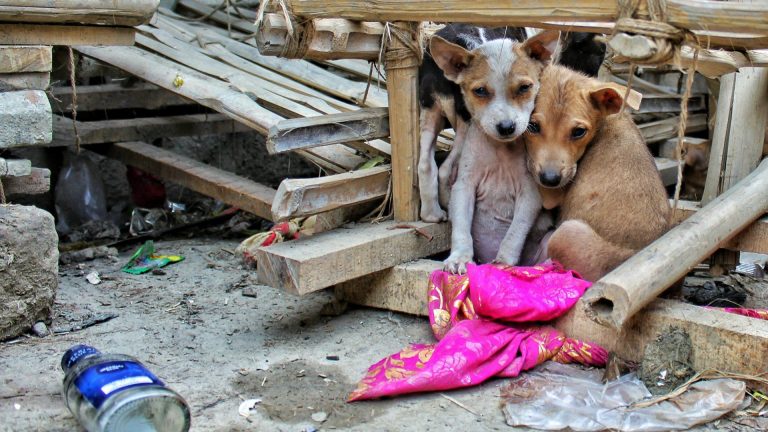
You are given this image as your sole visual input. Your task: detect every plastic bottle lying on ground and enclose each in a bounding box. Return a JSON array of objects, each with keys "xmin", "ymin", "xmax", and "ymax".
[{"xmin": 61, "ymin": 345, "xmax": 191, "ymax": 432}]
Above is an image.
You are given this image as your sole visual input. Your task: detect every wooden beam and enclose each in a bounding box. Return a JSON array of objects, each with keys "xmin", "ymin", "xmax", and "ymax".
[
  {"xmin": 287, "ymin": 0, "xmax": 768, "ymax": 38},
  {"xmin": 557, "ymin": 298, "xmax": 768, "ymax": 376},
  {"xmin": 0, "ymin": 72, "xmax": 50, "ymax": 91},
  {"xmin": 0, "ymin": 90, "xmax": 51, "ymax": 148},
  {"xmin": 272, "ymin": 165, "xmax": 390, "ymax": 221},
  {"xmin": 638, "ymin": 113, "xmax": 707, "ymax": 144},
  {"xmin": 655, "ymin": 157, "xmax": 678, "ymax": 187},
  {"xmin": 256, "ymin": 13, "xmax": 384, "ymax": 60},
  {"xmin": 671, "ymin": 200, "xmax": 768, "ymax": 255},
  {"xmin": 638, "ymin": 94, "xmax": 705, "ymax": 115},
  {"xmin": 50, "ymin": 113, "xmax": 250, "ymax": 146},
  {"xmin": 0, "ymin": 0, "xmax": 158, "ymax": 26},
  {"xmin": 386, "ymin": 22, "xmax": 420, "ymax": 221},
  {"xmin": 50, "ymin": 83, "xmax": 193, "ymax": 112},
  {"xmin": 335, "ymin": 259, "xmax": 441, "ymax": 315},
  {"xmin": 2, "ymin": 167, "xmax": 50, "ymax": 196},
  {"xmin": 103, "ymin": 141, "xmax": 276, "ymax": 221},
  {"xmin": 254, "ymin": 220, "xmax": 450, "ymax": 295},
  {"xmin": 334, "ymin": 257, "xmax": 768, "ymax": 376},
  {"xmin": 267, "ymin": 107, "xmax": 389, "ymax": 154},
  {"xmin": 581, "ymin": 159, "xmax": 768, "ymax": 330},
  {"xmin": 75, "ymin": 45, "xmax": 282, "ymax": 134},
  {"xmin": 0, "ymin": 46, "xmax": 51, "ymax": 73},
  {"xmin": 0, "ymin": 24, "xmax": 135, "ymax": 46},
  {"xmin": 0, "ymin": 158, "xmax": 32, "ymax": 177}
]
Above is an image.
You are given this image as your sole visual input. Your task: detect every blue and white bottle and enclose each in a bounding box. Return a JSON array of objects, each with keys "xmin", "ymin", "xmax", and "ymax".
[{"xmin": 61, "ymin": 345, "xmax": 191, "ymax": 432}]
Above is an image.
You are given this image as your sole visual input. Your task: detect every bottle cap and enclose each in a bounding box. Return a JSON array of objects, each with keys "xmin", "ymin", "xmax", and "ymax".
[{"xmin": 61, "ymin": 345, "xmax": 100, "ymax": 372}]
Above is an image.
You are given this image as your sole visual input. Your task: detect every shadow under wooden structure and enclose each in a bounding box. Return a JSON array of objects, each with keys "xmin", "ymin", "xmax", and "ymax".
[{"xmin": 42, "ymin": 1, "xmax": 768, "ymax": 376}]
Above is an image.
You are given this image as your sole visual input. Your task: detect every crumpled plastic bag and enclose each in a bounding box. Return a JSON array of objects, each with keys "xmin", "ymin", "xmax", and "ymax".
[
  {"xmin": 54, "ymin": 151, "xmax": 108, "ymax": 235},
  {"xmin": 501, "ymin": 362, "xmax": 745, "ymax": 431},
  {"xmin": 121, "ymin": 240, "xmax": 184, "ymax": 275}
]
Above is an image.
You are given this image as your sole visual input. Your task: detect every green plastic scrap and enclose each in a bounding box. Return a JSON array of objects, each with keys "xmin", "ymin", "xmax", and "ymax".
[{"xmin": 121, "ymin": 240, "xmax": 184, "ymax": 275}]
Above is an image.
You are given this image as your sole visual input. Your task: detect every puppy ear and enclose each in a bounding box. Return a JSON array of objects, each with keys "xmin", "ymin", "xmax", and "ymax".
[
  {"xmin": 429, "ymin": 36, "xmax": 473, "ymax": 82},
  {"xmin": 589, "ymin": 83, "xmax": 643, "ymax": 115},
  {"xmin": 521, "ymin": 30, "xmax": 560, "ymax": 63}
]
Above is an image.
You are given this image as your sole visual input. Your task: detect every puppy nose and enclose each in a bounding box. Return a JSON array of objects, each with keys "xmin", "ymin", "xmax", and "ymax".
[
  {"xmin": 495, "ymin": 121, "xmax": 516, "ymax": 137},
  {"xmin": 539, "ymin": 170, "xmax": 562, "ymax": 187}
]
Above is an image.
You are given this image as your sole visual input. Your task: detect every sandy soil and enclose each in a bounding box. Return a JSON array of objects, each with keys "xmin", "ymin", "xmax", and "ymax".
[{"xmin": 1, "ymin": 237, "xmax": 763, "ymax": 431}]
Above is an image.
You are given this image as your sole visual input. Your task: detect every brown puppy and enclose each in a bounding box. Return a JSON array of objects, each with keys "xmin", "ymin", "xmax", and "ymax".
[{"xmin": 524, "ymin": 65, "xmax": 670, "ymax": 281}]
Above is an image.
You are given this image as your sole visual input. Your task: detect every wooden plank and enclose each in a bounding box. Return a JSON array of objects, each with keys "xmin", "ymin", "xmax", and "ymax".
[
  {"xmin": 0, "ymin": 72, "xmax": 49, "ymax": 91},
  {"xmin": 0, "ymin": 158, "xmax": 32, "ymax": 177},
  {"xmin": 272, "ymin": 165, "xmax": 390, "ymax": 221},
  {"xmin": 2, "ymin": 167, "xmax": 50, "ymax": 196},
  {"xmin": 658, "ymin": 137, "xmax": 708, "ymax": 160},
  {"xmin": 581, "ymin": 159, "xmax": 768, "ymax": 330},
  {"xmin": 0, "ymin": 0, "xmax": 158, "ymax": 26},
  {"xmin": 0, "ymin": 90, "xmax": 51, "ymax": 148},
  {"xmin": 267, "ymin": 107, "xmax": 389, "ymax": 154},
  {"xmin": 335, "ymin": 259, "xmax": 441, "ymax": 316},
  {"xmin": 0, "ymin": 46, "xmax": 51, "ymax": 73},
  {"xmin": 50, "ymin": 83, "xmax": 193, "ymax": 112},
  {"xmin": 287, "ymin": 0, "xmax": 768, "ymax": 36},
  {"xmin": 638, "ymin": 94, "xmax": 705, "ymax": 114},
  {"xmin": 386, "ymin": 21, "xmax": 420, "ymax": 222},
  {"xmin": 0, "ymin": 24, "xmax": 135, "ymax": 46},
  {"xmin": 638, "ymin": 113, "xmax": 708, "ymax": 144},
  {"xmin": 51, "ymin": 113, "xmax": 251, "ymax": 146},
  {"xmin": 655, "ymin": 157, "xmax": 678, "ymax": 187},
  {"xmin": 104, "ymin": 141, "xmax": 275, "ymax": 221},
  {"xmin": 255, "ymin": 220, "xmax": 450, "ymax": 295},
  {"xmin": 75, "ymin": 45, "xmax": 282, "ymax": 135}
]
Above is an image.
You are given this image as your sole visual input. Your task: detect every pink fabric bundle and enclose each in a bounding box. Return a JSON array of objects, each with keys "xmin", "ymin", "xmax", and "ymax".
[{"xmin": 349, "ymin": 262, "xmax": 608, "ymax": 401}]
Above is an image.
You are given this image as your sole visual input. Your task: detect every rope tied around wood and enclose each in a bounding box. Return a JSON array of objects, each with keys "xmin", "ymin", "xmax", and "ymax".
[
  {"xmin": 381, "ymin": 22, "xmax": 424, "ymax": 71},
  {"xmin": 611, "ymin": 0, "xmax": 686, "ymax": 65},
  {"xmin": 254, "ymin": 0, "xmax": 313, "ymax": 59}
]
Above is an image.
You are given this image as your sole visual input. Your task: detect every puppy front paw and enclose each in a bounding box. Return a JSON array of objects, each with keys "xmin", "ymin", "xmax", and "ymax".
[
  {"xmin": 444, "ymin": 249, "xmax": 473, "ymax": 274},
  {"xmin": 493, "ymin": 251, "xmax": 520, "ymax": 266},
  {"xmin": 420, "ymin": 205, "xmax": 448, "ymax": 223}
]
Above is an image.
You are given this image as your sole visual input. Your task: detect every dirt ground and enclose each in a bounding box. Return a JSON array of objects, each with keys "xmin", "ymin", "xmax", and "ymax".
[{"xmin": 1, "ymin": 236, "xmax": 764, "ymax": 431}]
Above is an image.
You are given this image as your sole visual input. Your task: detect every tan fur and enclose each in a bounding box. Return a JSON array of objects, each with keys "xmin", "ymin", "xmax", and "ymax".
[{"xmin": 525, "ymin": 65, "xmax": 670, "ymax": 281}]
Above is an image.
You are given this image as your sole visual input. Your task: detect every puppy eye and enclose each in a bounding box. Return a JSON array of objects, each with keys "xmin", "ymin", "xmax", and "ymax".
[
  {"xmin": 472, "ymin": 87, "xmax": 489, "ymax": 97},
  {"xmin": 527, "ymin": 121, "xmax": 540, "ymax": 134},
  {"xmin": 571, "ymin": 127, "xmax": 587, "ymax": 139},
  {"xmin": 518, "ymin": 84, "xmax": 531, "ymax": 94}
]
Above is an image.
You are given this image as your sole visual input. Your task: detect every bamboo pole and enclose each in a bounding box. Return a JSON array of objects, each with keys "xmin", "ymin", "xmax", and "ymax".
[
  {"xmin": 581, "ymin": 159, "xmax": 768, "ymax": 330},
  {"xmin": 286, "ymin": 0, "xmax": 768, "ymax": 37},
  {"xmin": 385, "ymin": 22, "xmax": 420, "ymax": 221}
]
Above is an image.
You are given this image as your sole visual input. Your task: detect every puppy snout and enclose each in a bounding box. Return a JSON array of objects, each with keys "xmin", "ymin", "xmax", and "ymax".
[
  {"xmin": 539, "ymin": 170, "xmax": 562, "ymax": 187},
  {"xmin": 495, "ymin": 120, "xmax": 516, "ymax": 137}
]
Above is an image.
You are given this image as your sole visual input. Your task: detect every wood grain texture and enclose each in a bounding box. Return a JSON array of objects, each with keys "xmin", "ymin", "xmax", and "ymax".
[
  {"xmin": 0, "ymin": 24, "xmax": 135, "ymax": 46},
  {"xmin": 0, "ymin": 0, "xmax": 158, "ymax": 26},
  {"xmin": 0, "ymin": 46, "xmax": 51, "ymax": 73},
  {"xmin": 272, "ymin": 165, "xmax": 390, "ymax": 221},
  {"xmin": 255, "ymin": 221, "xmax": 450, "ymax": 295},
  {"xmin": 104, "ymin": 141, "xmax": 276, "ymax": 221},
  {"xmin": 50, "ymin": 83, "xmax": 192, "ymax": 112}
]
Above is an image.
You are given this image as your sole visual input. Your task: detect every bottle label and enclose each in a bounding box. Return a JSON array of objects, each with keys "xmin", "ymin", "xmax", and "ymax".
[{"xmin": 74, "ymin": 361, "xmax": 164, "ymax": 408}]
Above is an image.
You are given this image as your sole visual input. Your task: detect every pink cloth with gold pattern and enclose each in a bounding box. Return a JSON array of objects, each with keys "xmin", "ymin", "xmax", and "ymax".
[{"xmin": 348, "ymin": 262, "xmax": 608, "ymax": 401}]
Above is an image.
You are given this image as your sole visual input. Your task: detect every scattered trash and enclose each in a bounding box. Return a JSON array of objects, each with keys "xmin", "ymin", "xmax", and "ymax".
[
  {"xmin": 501, "ymin": 362, "xmax": 746, "ymax": 431},
  {"xmin": 14, "ymin": 403, "xmax": 20, "ymax": 410},
  {"xmin": 122, "ymin": 240, "xmax": 184, "ymax": 275},
  {"xmin": 66, "ymin": 220, "xmax": 121, "ymax": 244},
  {"xmin": 130, "ymin": 207, "xmax": 170, "ymax": 236},
  {"xmin": 60, "ymin": 246, "xmax": 118, "ymax": 265},
  {"xmin": 325, "ymin": 355, "xmax": 339, "ymax": 361},
  {"xmin": 311, "ymin": 411, "xmax": 328, "ymax": 423},
  {"xmin": 236, "ymin": 217, "xmax": 316, "ymax": 265},
  {"xmin": 61, "ymin": 344, "xmax": 191, "ymax": 431},
  {"xmin": 32, "ymin": 321, "xmax": 48, "ymax": 337},
  {"xmin": 54, "ymin": 151, "xmax": 108, "ymax": 236},
  {"xmin": 686, "ymin": 279, "xmax": 747, "ymax": 307},
  {"xmin": 237, "ymin": 398, "xmax": 262, "ymax": 417},
  {"xmin": 53, "ymin": 312, "xmax": 118, "ymax": 334},
  {"xmin": 639, "ymin": 327, "xmax": 695, "ymax": 395},
  {"xmin": 242, "ymin": 287, "xmax": 258, "ymax": 298},
  {"xmin": 85, "ymin": 271, "xmax": 101, "ymax": 285},
  {"xmin": 126, "ymin": 166, "xmax": 167, "ymax": 209}
]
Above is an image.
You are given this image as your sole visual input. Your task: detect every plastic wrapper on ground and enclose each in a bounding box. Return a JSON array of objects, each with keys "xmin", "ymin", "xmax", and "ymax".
[{"xmin": 501, "ymin": 362, "xmax": 745, "ymax": 431}]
